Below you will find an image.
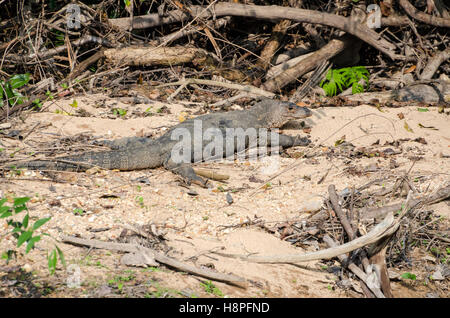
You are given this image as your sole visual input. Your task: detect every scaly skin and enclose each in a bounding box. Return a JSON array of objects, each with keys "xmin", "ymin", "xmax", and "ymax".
[{"xmin": 14, "ymin": 99, "xmax": 312, "ymax": 185}]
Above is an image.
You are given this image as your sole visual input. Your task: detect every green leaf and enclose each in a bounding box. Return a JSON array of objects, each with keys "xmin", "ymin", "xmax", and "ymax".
[
  {"xmin": 48, "ymin": 249, "xmax": 57, "ymax": 275},
  {"xmin": 25, "ymin": 236, "xmax": 41, "ymax": 253},
  {"xmin": 401, "ymin": 272, "xmax": 416, "ymax": 280},
  {"xmin": 417, "ymin": 107, "xmax": 429, "ymax": 112},
  {"xmin": 22, "ymin": 213, "xmax": 29, "ymax": 228},
  {"xmin": 14, "ymin": 205, "xmax": 27, "ymax": 214},
  {"xmin": 17, "ymin": 230, "xmax": 33, "ymax": 247},
  {"xmin": 320, "ymin": 66, "xmax": 369, "ymax": 97},
  {"xmin": 55, "ymin": 245, "xmax": 66, "ymax": 268},
  {"xmin": 14, "ymin": 197, "xmax": 30, "ymax": 206},
  {"xmin": 0, "ymin": 204, "xmax": 9, "ymax": 214},
  {"xmin": 69, "ymin": 99, "xmax": 78, "ymax": 108},
  {"xmin": 0, "ymin": 210, "xmax": 12, "ymax": 218},
  {"xmin": 8, "ymin": 74, "xmax": 31, "ymax": 89},
  {"xmin": 32, "ymin": 217, "xmax": 51, "ymax": 231}
]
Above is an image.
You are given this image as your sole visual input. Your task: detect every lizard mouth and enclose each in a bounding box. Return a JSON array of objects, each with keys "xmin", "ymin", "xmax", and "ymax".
[{"xmin": 287, "ymin": 104, "xmax": 312, "ymax": 118}]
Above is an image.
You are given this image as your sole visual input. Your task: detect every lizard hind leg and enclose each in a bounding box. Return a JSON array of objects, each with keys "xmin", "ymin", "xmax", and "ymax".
[{"xmin": 163, "ymin": 157, "xmax": 208, "ymax": 188}]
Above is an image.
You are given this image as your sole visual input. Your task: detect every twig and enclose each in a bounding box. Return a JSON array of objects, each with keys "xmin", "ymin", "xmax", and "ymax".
[
  {"xmin": 323, "ymin": 235, "xmax": 385, "ymax": 298},
  {"xmin": 156, "ymin": 78, "xmax": 275, "ymax": 98}
]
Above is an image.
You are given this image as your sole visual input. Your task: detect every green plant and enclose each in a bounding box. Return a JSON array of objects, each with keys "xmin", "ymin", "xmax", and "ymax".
[
  {"xmin": 401, "ymin": 272, "xmax": 416, "ymax": 280},
  {"xmin": 73, "ymin": 208, "xmax": 85, "ymax": 216},
  {"xmin": 200, "ymin": 280, "xmax": 224, "ymax": 297},
  {"xmin": 135, "ymin": 196, "xmax": 145, "ymax": 208},
  {"xmin": 108, "ymin": 273, "xmax": 136, "ymax": 291},
  {"xmin": 0, "ymin": 196, "xmax": 65, "ymax": 274},
  {"xmin": 69, "ymin": 99, "xmax": 78, "ymax": 108},
  {"xmin": 113, "ymin": 108, "xmax": 127, "ymax": 117},
  {"xmin": 0, "ymin": 73, "xmax": 31, "ymax": 107},
  {"xmin": 320, "ymin": 66, "xmax": 370, "ymax": 96}
]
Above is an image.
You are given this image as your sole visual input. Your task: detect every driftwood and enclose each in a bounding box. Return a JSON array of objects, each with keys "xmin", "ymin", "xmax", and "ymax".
[
  {"xmin": 194, "ymin": 168, "xmax": 230, "ymax": 181},
  {"xmin": 104, "ymin": 46, "xmax": 213, "ymax": 67},
  {"xmin": 214, "ymin": 212, "xmax": 400, "ymax": 263},
  {"xmin": 60, "ymin": 234, "xmax": 246, "ymax": 286},
  {"xmin": 108, "ymin": 3, "xmax": 402, "ymax": 60},
  {"xmin": 266, "ymin": 52, "xmax": 313, "ymax": 80}
]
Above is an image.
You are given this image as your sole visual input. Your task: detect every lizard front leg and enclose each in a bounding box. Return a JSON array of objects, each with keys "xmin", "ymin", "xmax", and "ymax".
[
  {"xmin": 163, "ymin": 157, "xmax": 208, "ymax": 187},
  {"xmin": 277, "ymin": 134, "xmax": 311, "ymax": 148},
  {"xmin": 261, "ymin": 132, "xmax": 310, "ymax": 150}
]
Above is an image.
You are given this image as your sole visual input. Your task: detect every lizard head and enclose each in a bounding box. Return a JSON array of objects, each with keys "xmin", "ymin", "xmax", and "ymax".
[{"xmin": 255, "ymin": 100, "xmax": 312, "ymax": 127}]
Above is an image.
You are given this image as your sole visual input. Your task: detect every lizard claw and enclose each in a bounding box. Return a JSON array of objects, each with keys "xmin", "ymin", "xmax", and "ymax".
[{"xmin": 293, "ymin": 136, "xmax": 311, "ymax": 146}]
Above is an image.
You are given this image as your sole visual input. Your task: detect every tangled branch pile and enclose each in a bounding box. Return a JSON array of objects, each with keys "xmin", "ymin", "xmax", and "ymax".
[{"xmin": 0, "ymin": 0, "xmax": 449, "ymax": 121}]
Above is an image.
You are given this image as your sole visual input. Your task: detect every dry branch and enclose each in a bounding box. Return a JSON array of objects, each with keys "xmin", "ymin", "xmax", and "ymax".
[
  {"xmin": 156, "ymin": 78, "xmax": 275, "ymax": 98},
  {"xmin": 262, "ymin": 35, "xmax": 352, "ymax": 92},
  {"xmin": 60, "ymin": 234, "xmax": 246, "ymax": 286},
  {"xmin": 29, "ymin": 35, "xmax": 112, "ymax": 60},
  {"xmin": 214, "ymin": 212, "xmax": 399, "ymax": 263},
  {"xmin": 420, "ymin": 47, "xmax": 450, "ymax": 80},
  {"xmin": 108, "ymin": 3, "xmax": 402, "ymax": 60},
  {"xmin": 256, "ymin": 19, "xmax": 292, "ymax": 70},
  {"xmin": 328, "ymin": 184, "xmax": 355, "ymax": 240},
  {"xmin": 103, "ymin": 46, "xmax": 212, "ymax": 66},
  {"xmin": 399, "ymin": 0, "xmax": 450, "ymax": 28},
  {"xmin": 323, "ymin": 235, "xmax": 385, "ymax": 298},
  {"xmin": 361, "ymin": 182, "xmax": 450, "ymax": 220}
]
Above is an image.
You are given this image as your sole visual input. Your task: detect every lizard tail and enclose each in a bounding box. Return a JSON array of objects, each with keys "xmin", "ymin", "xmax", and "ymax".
[
  {"xmin": 12, "ymin": 151, "xmax": 118, "ymax": 172},
  {"xmin": 10, "ymin": 147, "xmax": 159, "ymax": 172}
]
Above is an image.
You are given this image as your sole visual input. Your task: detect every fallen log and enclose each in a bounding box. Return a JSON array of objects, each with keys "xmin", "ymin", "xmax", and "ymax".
[{"xmin": 104, "ymin": 46, "xmax": 212, "ymax": 66}]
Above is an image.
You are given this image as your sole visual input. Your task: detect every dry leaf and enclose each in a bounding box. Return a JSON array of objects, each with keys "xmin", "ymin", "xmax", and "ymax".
[
  {"xmin": 404, "ymin": 65, "xmax": 416, "ymax": 74},
  {"xmin": 397, "ymin": 112, "xmax": 405, "ymax": 119},
  {"xmin": 404, "ymin": 121, "xmax": 414, "ymax": 133},
  {"xmin": 178, "ymin": 112, "xmax": 187, "ymax": 122}
]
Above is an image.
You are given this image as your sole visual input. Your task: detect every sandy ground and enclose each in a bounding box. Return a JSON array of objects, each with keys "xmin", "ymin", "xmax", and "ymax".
[{"xmin": 0, "ymin": 94, "xmax": 449, "ymax": 298}]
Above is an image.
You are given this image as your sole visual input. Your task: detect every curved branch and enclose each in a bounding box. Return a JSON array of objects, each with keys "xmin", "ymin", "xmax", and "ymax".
[
  {"xmin": 399, "ymin": 0, "xmax": 450, "ymax": 28},
  {"xmin": 109, "ymin": 3, "xmax": 402, "ymax": 60},
  {"xmin": 420, "ymin": 47, "xmax": 450, "ymax": 80}
]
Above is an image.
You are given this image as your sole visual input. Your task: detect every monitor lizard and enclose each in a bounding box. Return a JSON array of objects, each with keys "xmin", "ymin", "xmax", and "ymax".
[{"xmin": 12, "ymin": 99, "xmax": 312, "ymax": 186}]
